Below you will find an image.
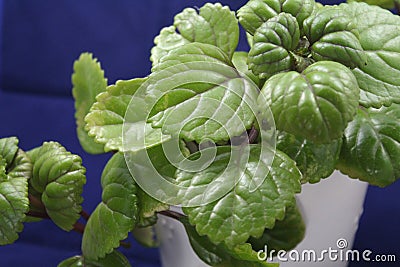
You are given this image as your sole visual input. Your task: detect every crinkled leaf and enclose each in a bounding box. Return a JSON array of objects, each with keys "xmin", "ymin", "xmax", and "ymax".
[
  {"xmin": 249, "ymin": 203, "xmax": 305, "ymax": 253},
  {"xmin": 259, "ymin": 61, "xmax": 359, "ymax": 143},
  {"xmin": 147, "ymin": 43, "xmax": 258, "ymax": 143},
  {"xmin": 248, "ymin": 13, "xmax": 300, "ymax": 79},
  {"xmin": 342, "ymin": 2, "xmax": 400, "ymax": 107},
  {"xmin": 237, "ymin": 0, "xmax": 315, "ymax": 35},
  {"xmin": 58, "ymin": 251, "xmax": 131, "ymax": 267},
  {"xmin": 303, "ymin": 6, "xmax": 366, "ymax": 69},
  {"xmin": 181, "ymin": 217, "xmax": 278, "ymax": 267},
  {"xmin": 276, "ymin": 131, "xmax": 342, "ymax": 183},
  {"xmin": 82, "ymin": 153, "xmax": 137, "ymax": 260},
  {"xmin": 337, "ymin": 106, "xmax": 400, "ymax": 187},
  {"xmin": 180, "ymin": 145, "xmax": 301, "ymax": 247},
  {"xmin": 27, "ymin": 142, "xmax": 86, "ymax": 231},
  {"xmin": 0, "ymin": 137, "xmax": 19, "ymax": 166},
  {"xmin": 72, "ymin": 53, "xmax": 107, "ymax": 154},
  {"xmin": 85, "ymin": 78, "xmax": 170, "ymax": 152},
  {"xmin": 151, "ymin": 3, "xmax": 238, "ymax": 66},
  {"xmin": 0, "ymin": 137, "xmax": 31, "ymax": 245}
]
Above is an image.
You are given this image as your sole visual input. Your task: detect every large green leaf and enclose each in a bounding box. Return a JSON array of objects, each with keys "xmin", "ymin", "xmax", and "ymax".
[
  {"xmin": 0, "ymin": 137, "xmax": 31, "ymax": 245},
  {"xmin": 145, "ymin": 43, "xmax": 258, "ymax": 143},
  {"xmin": 85, "ymin": 78, "xmax": 170, "ymax": 152},
  {"xmin": 181, "ymin": 217, "xmax": 278, "ymax": 267},
  {"xmin": 303, "ymin": 6, "xmax": 366, "ymax": 69},
  {"xmin": 151, "ymin": 3, "xmax": 239, "ymax": 66},
  {"xmin": 342, "ymin": 2, "xmax": 400, "ymax": 107},
  {"xmin": 72, "ymin": 53, "xmax": 107, "ymax": 154},
  {"xmin": 237, "ymin": 0, "xmax": 315, "ymax": 35},
  {"xmin": 259, "ymin": 61, "xmax": 359, "ymax": 143},
  {"xmin": 276, "ymin": 131, "xmax": 342, "ymax": 183},
  {"xmin": 248, "ymin": 13, "xmax": 300, "ymax": 79},
  {"xmin": 58, "ymin": 250, "xmax": 131, "ymax": 267},
  {"xmin": 82, "ymin": 153, "xmax": 138, "ymax": 260},
  {"xmin": 27, "ymin": 142, "xmax": 86, "ymax": 231},
  {"xmin": 248, "ymin": 203, "xmax": 305, "ymax": 253},
  {"xmin": 337, "ymin": 106, "xmax": 400, "ymax": 187},
  {"xmin": 180, "ymin": 145, "xmax": 301, "ymax": 247}
]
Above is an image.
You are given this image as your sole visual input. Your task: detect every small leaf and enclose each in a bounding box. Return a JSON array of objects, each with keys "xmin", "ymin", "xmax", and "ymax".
[
  {"xmin": 151, "ymin": 3, "xmax": 239, "ymax": 65},
  {"xmin": 72, "ymin": 53, "xmax": 107, "ymax": 154},
  {"xmin": 0, "ymin": 137, "xmax": 31, "ymax": 245},
  {"xmin": 146, "ymin": 43, "xmax": 258, "ymax": 143},
  {"xmin": 259, "ymin": 61, "xmax": 359, "ymax": 143},
  {"xmin": 180, "ymin": 145, "xmax": 301, "ymax": 247},
  {"xmin": 303, "ymin": 6, "xmax": 366, "ymax": 68},
  {"xmin": 248, "ymin": 13, "xmax": 300, "ymax": 79},
  {"xmin": 27, "ymin": 142, "xmax": 86, "ymax": 231},
  {"xmin": 181, "ymin": 217, "xmax": 279, "ymax": 267},
  {"xmin": 342, "ymin": 2, "xmax": 400, "ymax": 107},
  {"xmin": 249, "ymin": 203, "xmax": 305, "ymax": 253},
  {"xmin": 82, "ymin": 153, "xmax": 138, "ymax": 260},
  {"xmin": 276, "ymin": 131, "xmax": 342, "ymax": 183},
  {"xmin": 131, "ymin": 226, "xmax": 158, "ymax": 247},
  {"xmin": 337, "ymin": 106, "xmax": 400, "ymax": 187},
  {"xmin": 237, "ymin": 0, "xmax": 315, "ymax": 35},
  {"xmin": 58, "ymin": 251, "xmax": 131, "ymax": 267}
]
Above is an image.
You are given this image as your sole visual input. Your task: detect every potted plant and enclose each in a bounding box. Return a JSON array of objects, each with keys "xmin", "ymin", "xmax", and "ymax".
[{"xmin": 1, "ymin": 0, "xmax": 399, "ymax": 266}]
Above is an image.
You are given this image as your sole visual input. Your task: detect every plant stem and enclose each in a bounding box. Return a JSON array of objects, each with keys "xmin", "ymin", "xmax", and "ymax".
[
  {"xmin": 26, "ymin": 210, "xmax": 50, "ymax": 219},
  {"xmin": 28, "ymin": 194, "xmax": 46, "ymax": 211},
  {"xmin": 80, "ymin": 210, "xmax": 90, "ymax": 221},
  {"xmin": 248, "ymin": 126, "xmax": 258, "ymax": 144},
  {"xmin": 158, "ymin": 210, "xmax": 185, "ymax": 221},
  {"xmin": 72, "ymin": 221, "xmax": 86, "ymax": 234}
]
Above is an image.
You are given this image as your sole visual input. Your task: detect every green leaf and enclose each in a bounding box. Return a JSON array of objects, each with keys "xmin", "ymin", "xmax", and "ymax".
[
  {"xmin": 303, "ymin": 6, "xmax": 366, "ymax": 69},
  {"xmin": 146, "ymin": 43, "xmax": 258, "ymax": 143},
  {"xmin": 151, "ymin": 3, "xmax": 239, "ymax": 66},
  {"xmin": 249, "ymin": 203, "xmax": 305, "ymax": 253},
  {"xmin": 347, "ymin": 0, "xmax": 395, "ymax": 9},
  {"xmin": 82, "ymin": 151, "xmax": 168, "ymax": 260},
  {"xmin": 72, "ymin": 53, "xmax": 107, "ymax": 154},
  {"xmin": 342, "ymin": 2, "xmax": 400, "ymax": 107},
  {"xmin": 27, "ymin": 142, "xmax": 86, "ymax": 231},
  {"xmin": 181, "ymin": 217, "xmax": 279, "ymax": 267},
  {"xmin": 276, "ymin": 131, "xmax": 342, "ymax": 183},
  {"xmin": 58, "ymin": 251, "xmax": 131, "ymax": 267},
  {"xmin": 237, "ymin": 0, "xmax": 315, "ymax": 35},
  {"xmin": 131, "ymin": 226, "xmax": 158, "ymax": 247},
  {"xmin": 0, "ymin": 137, "xmax": 31, "ymax": 245},
  {"xmin": 259, "ymin": 61, "xmax": 359, "ymax": 143},
  {"xmin": 82, "ymin": 153, "xmax": 138, "ymax": 260},
  {"xmin": 180, "ymin": 145, "xmax": 301, "ymax": 247},
  {"xmin": 337, "ymin": 106, "xmax": 400, "ymax": 187},
  {"xmin": 248, "ymin": 13, "xmax": 300, "ymax": 79},
  {"xmin": 0, "ymin": 137, "xmax": 19, "ymax": 166},
  {"xmin": 85, "ymin": 78, "xmax": 170, "ymax": 152},
  {"xmin": 232, "ymin": 51, "xmax": 261, "ymax": 87}
]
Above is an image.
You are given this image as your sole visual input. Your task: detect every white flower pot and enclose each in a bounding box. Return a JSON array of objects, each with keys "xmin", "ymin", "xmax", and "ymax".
[{"xmin": 156, "ymin": 171, "xmax": 368, "ymax": 267}]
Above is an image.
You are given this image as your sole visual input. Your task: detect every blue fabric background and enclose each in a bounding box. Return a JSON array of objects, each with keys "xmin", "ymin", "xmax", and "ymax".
[{"xmin": 0, "ymin": 0, "xmax": 399, "ymax": 266}]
